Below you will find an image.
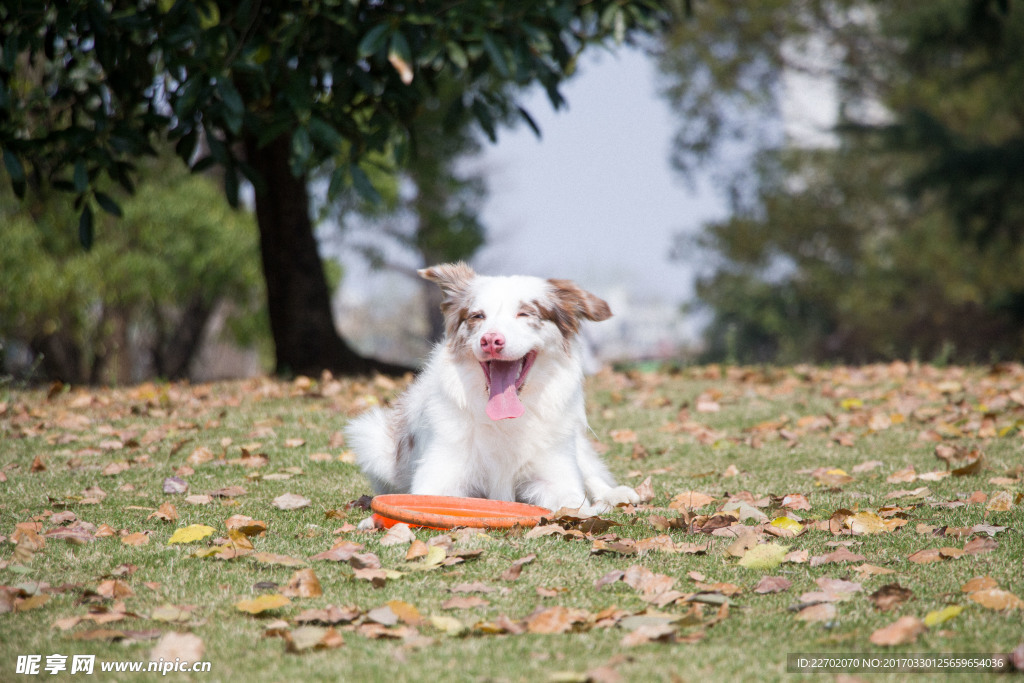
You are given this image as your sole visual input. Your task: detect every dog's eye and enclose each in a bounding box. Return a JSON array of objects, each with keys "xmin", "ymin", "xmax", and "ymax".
[
  {"xmin": 516, "ymin": 311, "xmax": 533, "ymax": 318},
  {"xmin": 468, "ymin": 312, "xmax": 485, "ymax": 320}
]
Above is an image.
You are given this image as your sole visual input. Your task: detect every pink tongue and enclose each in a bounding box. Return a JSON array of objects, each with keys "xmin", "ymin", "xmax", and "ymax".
[{"xmin": 486, "ymin": 360, "xmax": 524, "ymax": 420}]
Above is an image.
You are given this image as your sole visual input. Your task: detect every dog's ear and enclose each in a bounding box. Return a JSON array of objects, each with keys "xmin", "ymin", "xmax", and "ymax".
[
  {"xmin": 544, "ymin": 279, "xmax": 613, "ymax": 338},
  {"xmin": 418, "ymin": 262, "xmax": 476, "ymax": 301}
]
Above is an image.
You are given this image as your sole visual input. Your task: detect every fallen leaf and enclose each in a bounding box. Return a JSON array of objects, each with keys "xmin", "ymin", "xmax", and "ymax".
[
  {"xmin": 97, "ymin": 579, "xmax": 134, "ymax": 599},
  {"xmin": 500, "ymin": 554, "xmax": 537, "ymax": 581},
  {"xmin": 284, "ymin": 626, "xmax": 344, "ymax": 652},
  {"xmin": 167, "ymin": 524, "xmax": 215, "ymax": 544},
  {"xmin": 795, "ymin": 603, "xmax": 836, "ymax": 623},
  {"xmin": 294, "ymin": 605, "xmax": 361, "ymax": 625},
  {"xmin": 121, "ymin": 532, "xmax": 150, "ymax": 546},
  {"xmin": 225, "ymin": 515, "xmax": 267, "ymax": 537},
  {"xmin": 149, "ymin": 632, "xmax": 205, "ymax": 663},
  {"xmin": 986, "ymin": 491, "xmax": 1014, "ymax": 512},
  {"xmin": 781, "ymin": 493, "xmax": 811, "ymax": 511},
  {"xmin": 923, "ymin": 605, "xmax": 963, "ymax": 627},
  {"xmin": 379, "ymin": 523, "xmax": 416, "ymax": 547},
  {"xmin": 669, "ymin": 491, "xmax": 715, "ymax": 511},
  {"xmin": 281, "ymin": 568, "xmax": 323, "ymax": 598},
  {"xmin": 249, "ymin": 552, "xmax": 306, "ymax": 567},
  {"xmin": 442, "ymin": 596, "xmax": 489, "ymax": 610},
  {"xmin": 969, "ymin": 589, "xmax": 1024, "ymax": 611},
  {"xmin": 148, "ymin": 502, "xmax": 179, "ymax": 523},
  {"xmin": 162, "ymin": 477, "xmax": 188, "ymax": 494},
  {"xmin": 621, "ymin": 622, "xmax": 677, "ymax": 647},
  {"xmin": 809, "ymin": 547, "xmax": 866, "ymax": 566},
  {"xmin": 738, "ymin": 543, "xmax": 789, "ymax": 570},
  {"xmin": 429, "ymin": 615, "xmax": 468, "ymax": 637},
  {"xmin": 235, "ymin": 594, "xmax": 291, "ymax": 614},
  {"xmin": 960, "ymin": 576, "xmax": 999, "ymax": 593},
  {"xmin": 869, "ymin": 583, "xmax": 913, "ymax": 612},
  {"xmin": 272, "ymin": 493, "xmax": 311, "ymax": 510},
  {"xmin": 525, "ymin": 606, "xmax": 590, "ymax": 634},
  {"xmin": 869, "ymin": 616, "xmax": 925, "ymax": 646},
  {"xmin": 753, "ymin": 576, "xmax": 791, "ymax": 594}
]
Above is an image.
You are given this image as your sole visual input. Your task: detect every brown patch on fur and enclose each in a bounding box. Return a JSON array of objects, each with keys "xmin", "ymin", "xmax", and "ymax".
[
  {"xmin": 542, "ymin": 279, "xmax": 613, "ymax": 341},
  {"xmin": 419, "ymin": 262, "xmax": 477, "ymax": 342}
]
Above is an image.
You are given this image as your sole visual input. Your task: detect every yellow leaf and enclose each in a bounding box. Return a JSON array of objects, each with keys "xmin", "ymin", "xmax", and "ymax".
[
  {"xmin": 429, "ymin": 615, "xmax": 468, "ymax": 636},
  {"xmin": 770, "ymin": 517, "xmax": 803, "ymax": 533},
  {"xmin": 407, "ymin": 545, "xmax": 447, "ymax": 571},
  {"xmin": 924, "ymin": 605, "xmax": 963, "ymax": 627},
  {"xmin": 167, "ymin": 524, "xmax": 216, "ymax": 544},
  {"xmin": 737, "ymin": 543, "xmax": 789, "ymax": 570},
  {"xmin": 847, "ymin": 511, "xmax": 887, "ymax": 535},
  {"xmin": 235, "ymin": 594, "xmax": 291, "ymax": 614}
]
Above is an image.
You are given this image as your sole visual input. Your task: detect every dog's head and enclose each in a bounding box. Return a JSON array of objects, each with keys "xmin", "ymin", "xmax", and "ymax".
[{"xmin": 419, "ymin": 262, "xmax": 612, "ymax": 420}]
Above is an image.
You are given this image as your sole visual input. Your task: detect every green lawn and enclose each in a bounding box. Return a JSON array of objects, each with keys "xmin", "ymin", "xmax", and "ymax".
[{"xmin": 1, "ymin": 364, "xmax": 1022, "ymax": 682}]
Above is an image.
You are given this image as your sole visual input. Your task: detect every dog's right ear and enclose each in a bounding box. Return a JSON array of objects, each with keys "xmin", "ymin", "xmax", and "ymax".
[{"xmin": 418, "ymin": 262, "xmax": 476, "ymax": 301}]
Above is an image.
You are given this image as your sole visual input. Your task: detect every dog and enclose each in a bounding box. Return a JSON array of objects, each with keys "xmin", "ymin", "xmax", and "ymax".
[{"xmin": 346, "ymin": 262, "xmax": 638, "ymax": 520}]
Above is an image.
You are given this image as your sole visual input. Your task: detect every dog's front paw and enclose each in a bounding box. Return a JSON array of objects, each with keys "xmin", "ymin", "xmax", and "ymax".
[
  {"xmin": 357, "ymin": 515, "xmax": 381, "ymax": 531},
  {"xmin": 593, "ymin": 485, "xmax": 640, "ymax": 509}
]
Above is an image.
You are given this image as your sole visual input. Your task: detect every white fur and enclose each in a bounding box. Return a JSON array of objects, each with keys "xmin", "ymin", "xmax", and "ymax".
[{"xmin": 346, "ymin": 265, "xmax": 638, "ymax": 521}]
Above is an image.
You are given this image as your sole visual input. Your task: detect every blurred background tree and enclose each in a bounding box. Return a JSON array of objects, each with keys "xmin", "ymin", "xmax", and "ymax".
[
  {"xmin": 1, "ymin": 0, "xmax": 672, "ymax": 378},
  {"xmin": 0, "ymin": 154, "xmax": 267, "ymax": 383},
  {"xmin": 661, "ymin": 0, "xmax": 1024, "ymax": 363}
]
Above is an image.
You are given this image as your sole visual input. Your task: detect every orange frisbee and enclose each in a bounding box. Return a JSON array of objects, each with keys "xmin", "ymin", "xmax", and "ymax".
[{"xmin": 370, "ymin": 494, "xmax": 550, "ymax": 530}]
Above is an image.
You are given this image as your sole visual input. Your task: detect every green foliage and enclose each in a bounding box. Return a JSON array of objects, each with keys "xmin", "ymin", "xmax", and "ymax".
[
  {"xmin": 0, "ymin": 158, "xmax": 267, "ymax": 383},
  {"xmin": 661, "ymin": 0, "xmax": 1024, "ymax": 363},
  {"xmin": 0, "ymin": 0, "xmax": 673, "ymax": 232}
]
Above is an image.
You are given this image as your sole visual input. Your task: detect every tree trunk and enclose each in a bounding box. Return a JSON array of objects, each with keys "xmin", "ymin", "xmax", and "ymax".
[
  {"xmin": 243, "ymin": 133, "xmax": 409, "ymax": 377},
  {"xmin": 152, "ymin": 294, "xmax": 215, "ymax": 380}
]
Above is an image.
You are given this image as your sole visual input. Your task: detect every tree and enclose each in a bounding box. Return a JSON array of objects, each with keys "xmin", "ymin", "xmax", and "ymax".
[
  {"xmin": 659, "ymin": 0, "xmax": 1024, "ymax": 362},
  {"xmin": 1, "ymin": 1, "xmax": 671, "ymax": 377},
  {"xmin": 0, "ymin": 155, "xmax": 266, "ymax": 383}
]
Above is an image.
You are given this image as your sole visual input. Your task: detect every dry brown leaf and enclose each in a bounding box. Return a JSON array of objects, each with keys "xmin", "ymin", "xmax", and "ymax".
[
  {"xmin": 969, "ymin": 589, "xmax": 1024, "ymax": 611},
  {"xmin": 809, "ymin": 547, "xmax": 865, "ymax": 566},
  {"xmin": 121, "ymin": 532, "xmax": 150, "ymax": 546},
  {"xmin": 150, "ymin": 632, "xmax": 205, "ymax": 663},
  {"xmin": 669, "ymin": 491, "xmax": 715, "ymax": 511},
  {"xmin": 753, "ymin": 576, "xmax": 791, "ymax": 594},
  {"xmin": 282, "ymin": 568, "xmax": 323, "ymax": 598},
  {"xmin": 525, "ymin": 606, "xmax": 591, "ymax": 634},
  {"xmin": 795, "ymin": 603, "xmax": 836, "ymax": 623},
  {"xmin": 379, "ymin": 523, "xmax": 416, "ymax": 546},
  {"xmin": 225, "ymin": 515, "xmax": 267, "ymax": 537},
  {"xmin": 284, "ymin": 626, "xmax": 344, "ymax": 652},
  {"xmin": 500, "ymin": 554, "xmax": 537, "ymax": 581},
  {"xmin": 869, "ymin": 583, "xmax": 913, "ymax": 612},
  {"xmin": 442, "ymin": 596, "xmax": 490, "ymax": 610},
  {"xmin": 960, "ymin": 576, "xmax": 999, "ymax": 593},
  {"xmin": 272, "ymin": 493, "xmax": 311, "ymax": 510},
  {"xmin": 869, "ymin": 616, "xmax": 925, "ymax": 646}
]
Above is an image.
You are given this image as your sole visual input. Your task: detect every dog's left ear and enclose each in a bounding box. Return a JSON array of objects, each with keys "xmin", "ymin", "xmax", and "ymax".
[
  {"xmin": 546, "ymin": 279, "xmax": 612, "ymax": 337},
  {"xmin": 418, "ymin": 262, "xmax": 476, "ymax": 299}
]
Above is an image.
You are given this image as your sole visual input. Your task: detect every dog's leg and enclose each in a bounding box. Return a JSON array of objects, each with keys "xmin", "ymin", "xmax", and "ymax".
[{"xmin": 575, "ymin": 436, "xmax": 639, "ymax": 510}]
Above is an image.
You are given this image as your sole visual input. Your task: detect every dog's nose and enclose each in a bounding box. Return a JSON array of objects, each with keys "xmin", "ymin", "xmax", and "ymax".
[{"xmin": 480, "ymin": 332, "xmax": 505, "ymax": 356}]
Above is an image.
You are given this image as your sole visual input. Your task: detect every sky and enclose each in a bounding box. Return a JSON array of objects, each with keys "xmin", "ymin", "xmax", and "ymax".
[
  {"xmin": 472, "ymin": 46, "xmax": 727, "ymax": 304},
  {"xmin": 336, "ymin": 45, "xmax": 730, "ymax": 350}
]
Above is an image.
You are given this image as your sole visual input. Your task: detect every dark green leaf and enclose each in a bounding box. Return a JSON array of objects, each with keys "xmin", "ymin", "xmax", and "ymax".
[
  {"xmin": 78, "ymin": 205, "xmax": 94, "ymax": 250},
  {"xmin": 94, "ymin": 192, "xmax": 123, "ymax": 217},
  {"xmin": 358, "ymin": 24, "xmax": 392, "ymax": 58},
  {"xmin": 73, "ymin": 160, "xmax": 88, "ymax": 193},
  {"xmin": 481, "ymin": 34, "xmax": 510, "ymax": 77},
  {"xmin": 349, "ymin": 163, "xmax": 381, "ymax": 205}
]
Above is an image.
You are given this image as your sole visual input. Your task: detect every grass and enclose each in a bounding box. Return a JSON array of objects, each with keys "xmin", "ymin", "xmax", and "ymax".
[{"xmin": 1, "ymin": 364, "xmax": 1022, "ymax": 682}]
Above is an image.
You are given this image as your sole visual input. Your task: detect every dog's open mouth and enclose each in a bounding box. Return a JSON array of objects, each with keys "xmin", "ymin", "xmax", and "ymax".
[{"xmin": 480, "ymin": 351, "xmax": 538, "ymax": 420}]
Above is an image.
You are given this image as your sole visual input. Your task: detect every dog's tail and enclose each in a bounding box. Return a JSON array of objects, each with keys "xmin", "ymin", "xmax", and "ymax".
[{"xmin": 345, "ymin": 407, "xmax": 398, "ymax": 495}]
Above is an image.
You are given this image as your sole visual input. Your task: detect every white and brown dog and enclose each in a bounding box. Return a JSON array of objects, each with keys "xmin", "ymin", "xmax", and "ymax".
[{"xmin": 346, "ymin": 262, "xmax": 638, "ymax": 517}]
